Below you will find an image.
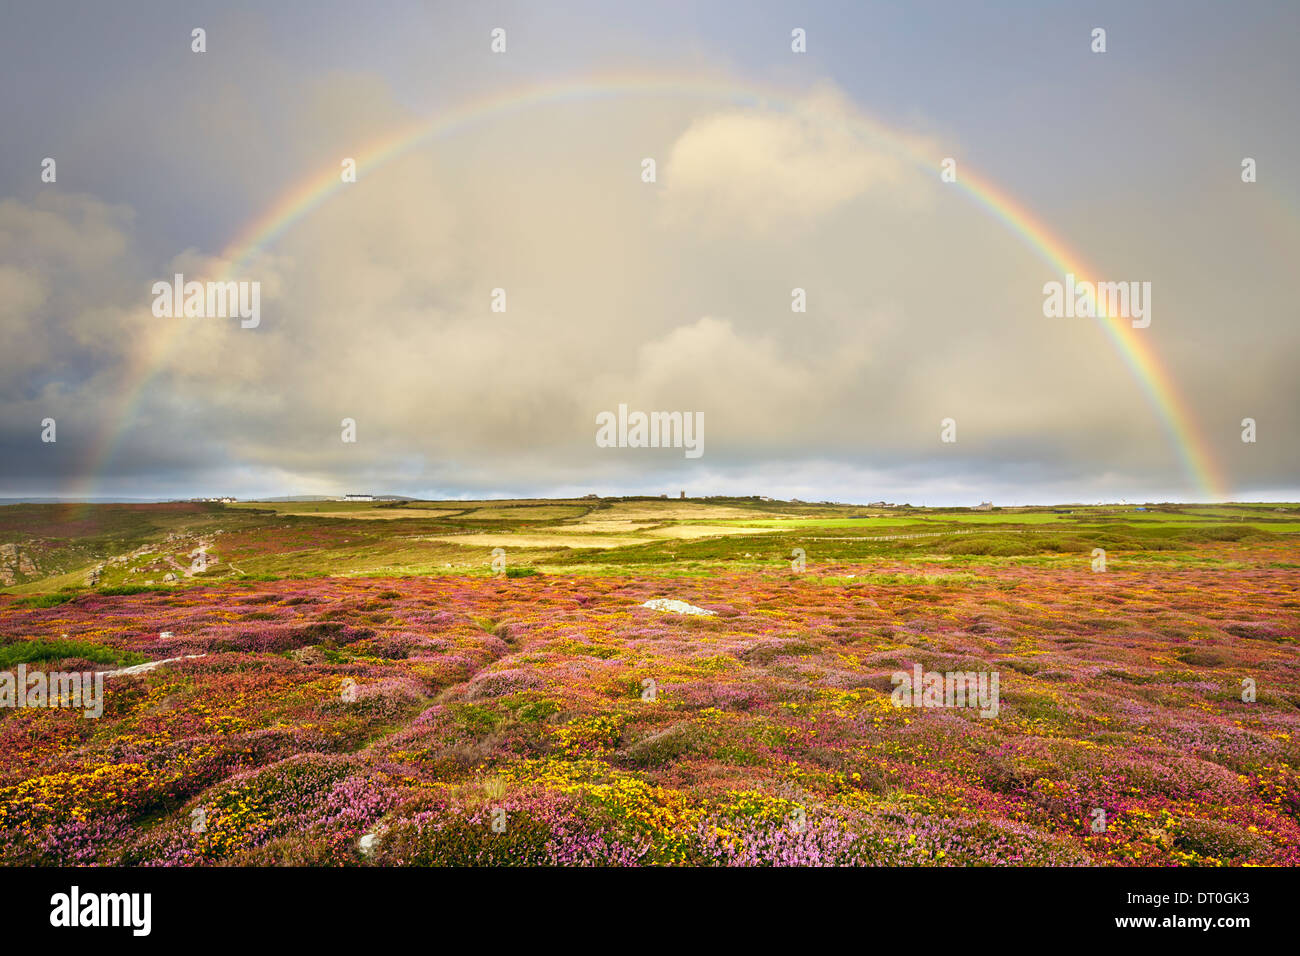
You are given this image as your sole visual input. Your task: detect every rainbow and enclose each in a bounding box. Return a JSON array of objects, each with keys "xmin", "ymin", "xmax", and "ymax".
[{"xmin": 77, "ymin": 71, "xmax": 1230, "ymax": 502}]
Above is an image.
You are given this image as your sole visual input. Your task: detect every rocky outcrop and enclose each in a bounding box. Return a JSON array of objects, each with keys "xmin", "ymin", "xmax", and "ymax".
[
  {"xmin": 640, "ymin": 598, "xmax": 716, "ymax": 616},
  {"xmin": 0, "ymin": 543, "xmax": 38, "ymax": 586}
]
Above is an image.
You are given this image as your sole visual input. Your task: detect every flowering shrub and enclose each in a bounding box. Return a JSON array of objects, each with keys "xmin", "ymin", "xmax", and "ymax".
[{"xmin": 1, "ymin": 551, "xmax": 1297, "ymax": 866}]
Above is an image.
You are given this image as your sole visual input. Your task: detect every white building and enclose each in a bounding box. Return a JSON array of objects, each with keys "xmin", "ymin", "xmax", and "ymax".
[{"xmin": 344, "ymin": 494, "xmax": 375, "ymax": 502}]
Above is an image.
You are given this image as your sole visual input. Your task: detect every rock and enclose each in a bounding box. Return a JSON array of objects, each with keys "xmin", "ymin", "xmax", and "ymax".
[
  {"xmin": 101, "ymin": 654, "xmax": 206, "ymax": 678},
  {"xmin": 641, "ymin": 598, "xmax": 716, "ymax": 616},
  {"xmin": 163, "ymin": 572, "xmax": 177, "ymax": 582},
  {"xmin": 0, "ymin": 543, "xmax": 38, "ymax": 585},
  {"xmin": 289, "ymin": 645, "xmax": 327, "ymax": 665},
  {"xmin": 358, "ymin": 832, "xmax": 379, "ymax": 857}
]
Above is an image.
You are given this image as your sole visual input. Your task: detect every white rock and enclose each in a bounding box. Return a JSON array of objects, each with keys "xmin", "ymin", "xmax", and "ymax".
[
  {"xmin": 102, "ymin": 654, "xmax": 206, "ymax": 678},
  {"xmin": 358, "ymin": 832, "xmax": 378, "ymax": 856},
  {"xmin": 641, "ymin": 598, "xmax": 716, "ymax": 616}
]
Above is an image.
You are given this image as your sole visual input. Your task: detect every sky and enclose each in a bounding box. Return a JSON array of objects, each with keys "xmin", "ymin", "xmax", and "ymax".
[{"xmin": 1, "ymin": 0, "xmax": 1297, "ymax": 505}]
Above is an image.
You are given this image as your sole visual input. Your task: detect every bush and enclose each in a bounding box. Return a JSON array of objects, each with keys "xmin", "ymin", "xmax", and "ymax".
[
  {"xmin": 378, "ymin": 811, "xmax": 554, "ymax": 865},
  {"xmin": 0, "ymin": 639, "xmax": 145, "ymax": 669},
  {"xmin": 466, "ymin": 667, "xmax": 545, "ymax": 700},
  {"xmin": 1176, "ymin": 648, "xmax": 1226, "ymax": 667},
  {"xmin": 621, "ymin": 722, "xmax": 706, "ymax": 767},
  {"xmin": 14, "ymin": 592, "xmax": 77, "ymax": 608},
  {"xmin": 1174, "ymin": 818, "xmax": 1272, "ymax": 861}
]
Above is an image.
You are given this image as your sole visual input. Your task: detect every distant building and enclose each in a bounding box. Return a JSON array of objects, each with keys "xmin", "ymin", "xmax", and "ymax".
[
  {"xmin": 581, "ymin": 494, "xmax": 599, "ymax": 499},
  {"xmin": 680, "ymin": 490, "xmax": 686, "ymax": 499},
  {"xmin": 973, "ymin": 501, "xmax": 993, "ymax": 511},
  {"xmin": 868, "ymin": 501, "xmax": 888, "ymax": 508},
  {"xmin": 344, "ymin": 494, "xmax": 375, "ymax": 502}
]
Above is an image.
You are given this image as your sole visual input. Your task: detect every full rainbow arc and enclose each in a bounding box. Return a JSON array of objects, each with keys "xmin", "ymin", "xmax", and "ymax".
[{"xmin": 80, "ymin": 71, "xmax": 1231, "ymax": 503}]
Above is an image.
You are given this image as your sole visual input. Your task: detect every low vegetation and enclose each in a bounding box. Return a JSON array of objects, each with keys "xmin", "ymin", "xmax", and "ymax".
[{"xmin": 0, "ymin": 498, "xmax": 1296, "ymax": 866}]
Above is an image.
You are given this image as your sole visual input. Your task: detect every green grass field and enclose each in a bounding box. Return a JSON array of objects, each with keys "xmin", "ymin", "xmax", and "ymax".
[{"xmin": 2, "ymin": 498, "xmax": 1295, "ymax": 593}]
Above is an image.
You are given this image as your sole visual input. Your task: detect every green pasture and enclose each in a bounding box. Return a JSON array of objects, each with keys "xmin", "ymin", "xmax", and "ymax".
[{"xmin": 1, "ymin": 498, "xmax": 1295, "ymax": 592}]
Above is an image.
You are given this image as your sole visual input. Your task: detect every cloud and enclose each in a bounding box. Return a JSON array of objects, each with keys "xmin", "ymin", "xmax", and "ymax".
[
  {"xmin": 660, "ymin": 87, "xmax": 918, "ymax": 236},
  {"xmin": 0, "ymin": 40, "xmax": 1294, "ymax": 504}
]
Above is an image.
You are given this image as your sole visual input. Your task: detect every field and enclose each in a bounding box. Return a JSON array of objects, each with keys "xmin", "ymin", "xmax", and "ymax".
[{"xmin": 1, "ymin": 497, "xmax": 1298, "ymax": 866}]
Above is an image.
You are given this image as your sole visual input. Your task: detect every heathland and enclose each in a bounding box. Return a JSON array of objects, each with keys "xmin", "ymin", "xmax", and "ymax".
[{"xmin": 1, "ymin": 497, "xmax": 1297, "ymax": 865}]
